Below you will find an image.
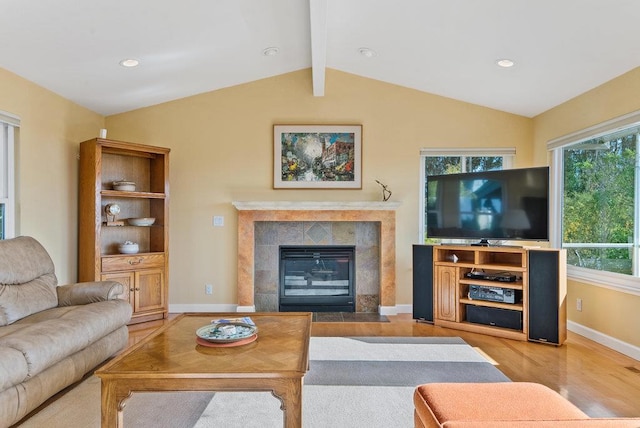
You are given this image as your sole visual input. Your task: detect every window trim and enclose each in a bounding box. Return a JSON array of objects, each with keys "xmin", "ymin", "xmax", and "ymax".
[
  {"xmin": 548, "ymin": 109, "xmax": 640, "ymax": 295},
  {"xmin": 0, "ymin": 110, "xmax": 19, "ymax": 240},
  {"xmin": 419, "ymin": 148, "xmax": 516, "ymax": 244},
  {"xmin": 547, "ymin": 109, "xmax": 640, "ymax": 150},
  {"xmin": 569, "ymin": 265, "xmax": 640, "ymax": 297}
]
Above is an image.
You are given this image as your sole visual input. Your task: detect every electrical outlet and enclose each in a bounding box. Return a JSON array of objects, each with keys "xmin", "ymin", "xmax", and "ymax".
[
  {"xmin": 576, "ymin": 298, "xmax": 582, "ymax": 312},
  {"xmin": 205, "ymin": 284, "xmax": 213, "ymax": 295},
  {"xmin": 213, "ymin": 216, "xmax": 224, "ymax": 227}
]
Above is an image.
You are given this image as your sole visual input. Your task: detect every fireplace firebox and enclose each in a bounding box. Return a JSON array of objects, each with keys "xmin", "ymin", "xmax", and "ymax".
[{"xmin": 279, "ymin": 245, "xmax": 355, "ymax": 312}]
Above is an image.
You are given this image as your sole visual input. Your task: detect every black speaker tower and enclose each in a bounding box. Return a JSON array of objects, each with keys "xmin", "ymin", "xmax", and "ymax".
[
  {"xmin": 412, "ymin": 245, "xmax": 434, "ymax": 323},
  {"xmin": 528, "ymin": 249, "xmax": 565, "ymax": 345}
]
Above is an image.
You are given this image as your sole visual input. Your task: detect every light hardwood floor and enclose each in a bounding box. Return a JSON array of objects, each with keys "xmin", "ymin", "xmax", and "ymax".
[{"xmin": 127, "ymin": 313, "xmax": 640, "ymax": 419}]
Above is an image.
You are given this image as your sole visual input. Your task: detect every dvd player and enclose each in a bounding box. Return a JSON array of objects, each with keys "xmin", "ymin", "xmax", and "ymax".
[
  {"xmin": 465, "ymin": 271, "xmax": 517, "ymax": 282},
  {"xmin": 469, "ymin": 285, "xmax": 520, "ymax": 304}
]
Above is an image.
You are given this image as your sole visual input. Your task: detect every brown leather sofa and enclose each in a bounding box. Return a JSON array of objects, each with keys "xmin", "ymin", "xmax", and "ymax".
[
  {"xmin": 0, "ymin": 236, "xmax": 132, "ymax": 427},
  {"xmin": 414, "ymin": 382, "xmax": 640, "ymax": 427}
]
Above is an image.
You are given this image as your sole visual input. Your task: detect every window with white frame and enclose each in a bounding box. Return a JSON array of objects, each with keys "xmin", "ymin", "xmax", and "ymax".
[
  {"xmin": 419, "ymin": 148, "xmax": 515, "ymax": 243},
  {"xmin": 0, "ymin": 111, "xmax": 18, "ymax": 240},
  {"xmin": 548, "ymin": 110, "xmax": 640, "ymax": 293}
]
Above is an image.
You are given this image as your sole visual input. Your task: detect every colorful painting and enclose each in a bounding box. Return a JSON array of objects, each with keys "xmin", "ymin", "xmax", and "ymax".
[{"xmin": 273, "ymin": 125, "xmax": 362, "ymax": 188}]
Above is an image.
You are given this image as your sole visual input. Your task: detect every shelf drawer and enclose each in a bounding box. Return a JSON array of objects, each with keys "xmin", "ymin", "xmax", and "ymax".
[{"xmin": 102, "ymin": 253, "xmax": 165, "ymax": 272}]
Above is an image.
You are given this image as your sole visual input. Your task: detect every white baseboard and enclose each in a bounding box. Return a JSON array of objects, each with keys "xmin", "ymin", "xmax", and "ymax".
[
  {"xmin": 568, "ymin": 320, "xmax": 640, "ymax": 361},
  {"xmin": 395, "ymin": 304, "xmax": 413, "ymax": 314},
  {"xmin": 171, "ymin": 304, "xmax": 413, "ymax": 316},
  {"xmin": 169, "ymin": 303, "xmax": 239, "ymax": 313},
  {"xmin": 378, "ymin": 306, "xmax": 397, "ymax": 316},
  {"xmin": 380, "ymin": 304, "xmax": 414, "ymax": 315}
]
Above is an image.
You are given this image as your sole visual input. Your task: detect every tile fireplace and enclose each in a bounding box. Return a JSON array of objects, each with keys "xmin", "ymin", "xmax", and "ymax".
[{"xmin": 232, "ymin": 201, "xmax": 401, "ymax": 315}]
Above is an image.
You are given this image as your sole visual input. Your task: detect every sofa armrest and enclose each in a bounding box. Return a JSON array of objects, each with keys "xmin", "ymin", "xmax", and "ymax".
[{"xmin": 56, "ymin": 281, "xmax": 124, "ymax": 306}]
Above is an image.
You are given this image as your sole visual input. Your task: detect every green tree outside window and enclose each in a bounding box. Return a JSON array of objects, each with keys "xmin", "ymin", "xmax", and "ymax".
[{"xmin": 563, "ymin": 133, "xmax": 637, "ymax": 275}]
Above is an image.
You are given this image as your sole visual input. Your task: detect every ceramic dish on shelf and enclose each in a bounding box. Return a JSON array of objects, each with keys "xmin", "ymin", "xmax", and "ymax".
[
  {"xmin": 118, "ymin": 241, "xmax": 139, "ymax": 254},
  {"xmin": 127, "ymin": 217, "xmax": 156, "ymax": 226},
  {"xmin": 195, "ymin": 322, "xmax": 257, "ymax": 343},
  {"xmin": 112, "ymin": 180, "xmax": 136, "ymax": 191}
]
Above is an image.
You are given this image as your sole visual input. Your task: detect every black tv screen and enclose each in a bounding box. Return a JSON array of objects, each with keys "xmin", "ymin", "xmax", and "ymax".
[{"xmin": 426, "ymin": 166, "xmax": 549, "ymax": 242}]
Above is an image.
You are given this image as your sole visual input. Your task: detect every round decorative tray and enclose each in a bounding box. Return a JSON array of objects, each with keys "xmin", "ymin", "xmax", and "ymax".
[
  {"xmin": 195, "ymin": 322, "xmax": 258, "ymax": 344},
  {"xmin": 196, "ymin": 334, "xmax": 257, "ymax": 348}
]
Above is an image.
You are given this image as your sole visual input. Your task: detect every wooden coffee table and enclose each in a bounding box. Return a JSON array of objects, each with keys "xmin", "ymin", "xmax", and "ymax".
[{"xmin": 95, "ymin": 312, "xmax": 312, "ymax": 428}]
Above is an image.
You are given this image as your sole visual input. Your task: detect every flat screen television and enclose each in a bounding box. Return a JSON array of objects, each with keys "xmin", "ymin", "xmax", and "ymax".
[{"xmin": 426, "ymin": 166, "xmax": 549, "ymax": 244}]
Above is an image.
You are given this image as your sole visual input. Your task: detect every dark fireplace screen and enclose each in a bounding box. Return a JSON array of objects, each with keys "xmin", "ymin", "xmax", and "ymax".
[{"xmin": 279, "ymin": 245, "xmax": 355, "ymax": 312}]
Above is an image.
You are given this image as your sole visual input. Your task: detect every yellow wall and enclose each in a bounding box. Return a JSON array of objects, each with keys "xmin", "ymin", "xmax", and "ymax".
[
  {"xmin": 105, "ymin": 69, "xmax": 533, "ymax": 308},
  {"xmin": 533, "ymin": 67, "xmax": 640, "ymax": 347},
  {"xmin": 0, "ymin": 68, "xmax": 104, "ymax": 284},
  {"xmin": 4, "ymin": 60, "xmax": 635, "ymax": 349}
]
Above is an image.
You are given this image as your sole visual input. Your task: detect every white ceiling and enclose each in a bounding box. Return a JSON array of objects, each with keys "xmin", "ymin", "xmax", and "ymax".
[{"xmin": 1, "ymin": 0, "xmax": 639, "ymax": 117}]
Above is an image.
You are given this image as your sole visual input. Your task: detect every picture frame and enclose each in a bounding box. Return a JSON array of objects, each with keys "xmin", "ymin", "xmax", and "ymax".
[{"xmin": 274, "ymin": 125, "xmax": 362, "ymax": 189}]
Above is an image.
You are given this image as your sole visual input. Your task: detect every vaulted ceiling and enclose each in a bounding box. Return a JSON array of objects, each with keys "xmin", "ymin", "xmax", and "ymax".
[{"xmin": 1, "ymin": 0, "xmax": 638, "ymax": 117}]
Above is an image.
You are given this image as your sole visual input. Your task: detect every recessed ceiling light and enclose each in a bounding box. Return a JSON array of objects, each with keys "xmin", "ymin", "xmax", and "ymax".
[
  {"xmin": 119, "ymin": 58, "xmax": 139, "ymax": 68},
  {"xmin": 358, "ymin": 47, "xmax": 377, "ymax": 58},
  {"xmin": 263, "ymin": 47, "xmax": 279, "ymax": 56},
  {"xmin": 496, "ymin": 59, "xmax": 515, "ymax": 68}
]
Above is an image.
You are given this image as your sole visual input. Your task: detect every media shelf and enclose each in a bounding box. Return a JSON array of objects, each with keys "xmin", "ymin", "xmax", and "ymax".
[
  {"xmin": 101, "ymin": 190, "xmax": 166, "ymax": 199},
  {"xmin": 414, "ymin": 244, "xmax": 567, "ymax": 345}
]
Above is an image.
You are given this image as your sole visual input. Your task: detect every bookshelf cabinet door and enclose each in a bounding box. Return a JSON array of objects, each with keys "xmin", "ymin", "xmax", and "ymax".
[
  {"xmin": 435, "ymin": 266, "xmax": 457, "ymax": 322},
  {"xmin": 135, "ymin": 269, "xmax": 165, "ymax": 313}
]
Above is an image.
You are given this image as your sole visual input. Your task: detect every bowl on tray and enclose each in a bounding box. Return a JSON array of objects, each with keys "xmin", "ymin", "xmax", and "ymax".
[
  {"xmin": 196, "ymin": 322, "xmax": 258, "ymax": 343},
  {"xmin": 127, "ymin": 217, "xmax": 156, "ymax": 226},
  {"xmin": 118, "ymin": 241, "xmax": 139, "ymax": 254}
]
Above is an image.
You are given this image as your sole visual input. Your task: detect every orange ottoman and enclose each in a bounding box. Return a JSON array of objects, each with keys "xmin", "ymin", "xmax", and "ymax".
[{"xmin": 413, "ymin": 382, "xmax": 589, "ymax": 428}]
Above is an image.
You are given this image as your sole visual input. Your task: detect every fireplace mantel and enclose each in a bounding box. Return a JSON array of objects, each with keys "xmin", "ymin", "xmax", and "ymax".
[
  {"xmin": 232, "ymin": 200, "xmax": 401, "ymax": 315},
  {"xmin": 232, "ymin": 201, "xmax": 401, "ymax": 211}
]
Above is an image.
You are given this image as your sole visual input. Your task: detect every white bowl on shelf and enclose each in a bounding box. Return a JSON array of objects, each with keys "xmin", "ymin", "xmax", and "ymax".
[
  {"xmin": 118, "ymin": 241, "xmax": 139, "ymax": 254},
  {"xmin": 127, "ymin": 217, "xmax": 156, "ymax": 226},
  {"xmin": 113, "ymin": 181, "xmax": 136, "ymax": 191}
]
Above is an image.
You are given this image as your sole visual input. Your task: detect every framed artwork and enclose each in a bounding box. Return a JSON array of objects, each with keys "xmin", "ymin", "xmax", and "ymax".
[{"xmin": 274, "ymin": 125, "xmax": 362, "ymax": 189}]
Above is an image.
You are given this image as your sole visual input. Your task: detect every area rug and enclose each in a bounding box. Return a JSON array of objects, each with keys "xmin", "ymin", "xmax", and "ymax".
[
  {"xmin": 194, "ymin": 336, "xmax": 510, "ymax": 428},
  {"xmin": 18, "ymin": 336, "xmax": 509, "ymax": 428},
  {"xmin": 17, "ymin": 375, "xmax": 214, "ymax": 428}
]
